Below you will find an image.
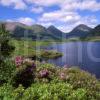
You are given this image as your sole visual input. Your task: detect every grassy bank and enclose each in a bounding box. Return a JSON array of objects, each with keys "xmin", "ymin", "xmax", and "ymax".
[
  {"xmin": 10, "ymin": 39, "xmax": 50, "ymax": 56},
  {"xmin": 10, "ymin": 39, "xmax": 63, "ymax": 60},
  {"xmin": 9, "ymin": 38, "xmax": 100, "ymax": 59},
  {"xmin": 85, "ymin": 36, "xmax": 100, "ymax": 41}
]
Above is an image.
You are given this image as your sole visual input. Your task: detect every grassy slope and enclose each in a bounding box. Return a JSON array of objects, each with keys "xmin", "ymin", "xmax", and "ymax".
[
  {"xmin": 10, "ymin": 39, "xmax": 63, "ymax": 59},
  {"xmin": 64, "ymin": 36, "xmax": 100, "ymax": 42},
  {"xmin": 10, "ymin": 39, "xmax": 50, "ymax": 56},
  {"xmin": 85, "ymin": 36, "xmax": 100, "ymax": 41}
]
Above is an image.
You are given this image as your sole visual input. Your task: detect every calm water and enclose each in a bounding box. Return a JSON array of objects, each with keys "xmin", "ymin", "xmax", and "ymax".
[{"xmin": 40, "ymin": 42, "xmax": 100, "ymax": 78}]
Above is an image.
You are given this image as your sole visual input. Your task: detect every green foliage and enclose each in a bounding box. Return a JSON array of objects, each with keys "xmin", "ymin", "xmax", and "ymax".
[
  {"xmin": 0, "ymin": 84, "xmax": 24, "ymax": 100},
  {"xmin": 0, "ymin": 62, "xmax": 100, "ymax": 100},
  {"xmin": 68, "ymin": 89, "xmax": 87, "ymax": 100},
  {"xmin": 11, "ymin": 64, "xmax": 35, "ymax": 88},
  {"xmin": 40, "ymin": 50, "xmax": 63, "ymax": 60},
  {"xmin": 0, "ymin": 24, "xmax": 15, "ymax": 60},
  {"xmin": 0, "ymin": 83, "xmax": 88, "ymax": 100},
  {"xmin": 0, "ymin": 24, "xmax": 15, "ymax": 84},
  {"xmin": 35, "ymin": 63, "xmax": 100, "ymax": 99},
  {"xmin": 0, "ymin": 60, "xmax": 16, "ymax": 85},
  {"xmin": 10, "ymin": 39, "xmax": 52, "ymax": 56}
]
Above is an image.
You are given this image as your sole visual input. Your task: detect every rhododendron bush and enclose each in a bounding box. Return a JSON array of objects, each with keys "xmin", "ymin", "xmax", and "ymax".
[{"xmin": 0, "ymin": 60, "xmax": 100, "ymax": 100}]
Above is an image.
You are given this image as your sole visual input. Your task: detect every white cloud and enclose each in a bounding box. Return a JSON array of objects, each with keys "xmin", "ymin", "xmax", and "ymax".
[
  {"xmin": 57, "ymin": 26, "xmax": 73, "ymax": 33},
  {"xmin": 17, "ymin": 17, "xmax": 35, "ymax": 25},
  {"xmin": 61, "ymin": 16, "xmax": 98, "ymax": 32},
  {"xmin": 26, "ymin": 0, "xmax": 64, "ymax": 6},
  {"xmin": 1, "ymin": 0, "xmax": 100, "ymax": 11},
  {"xmin": 25, "ymin": 0, "xmax": 100, "ymax": 11},
  {"xmin": 31, "ymin": 7, "xmax": 43, "ymax": 13},
  {"xmin": 0, "ymin": 0, "xmax": 27, "ymax": 10},
  {"xmin": 7, "ymin": 17, "xmax": 35, "ymax": 26},
  {"xmin": 37, "ymin": 9, "xmax": 98, "ymax": 32},
  {"xmin": 80, "ymin": 0, "xmax": 100, "ymax": 11},
  {"xmin": 39, "ymin": 11, "xmax": 80, "ymax": 23},
  {"xmin": 62, "ymin": 0, "xmax": 100, "ymax": 12},
  {"xmin": 36, "ymin": 22, "xmax": 53, "ymax": 27}
]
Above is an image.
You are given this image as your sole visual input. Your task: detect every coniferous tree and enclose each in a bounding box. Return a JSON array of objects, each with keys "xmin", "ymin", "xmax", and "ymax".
[
  {"xmin": 0, "ymin": 24, "xmax": 15, "ymax": 84},
  {"xmin": 0, "ymin": 24, "xmax": 15, "ymax": 63}
]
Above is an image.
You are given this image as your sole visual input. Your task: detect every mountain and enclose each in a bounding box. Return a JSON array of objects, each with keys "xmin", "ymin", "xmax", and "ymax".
[
  {"xmin": 31, "ymin": 24, "xmax": 62, "ymax": 40},
  {"xmin": 1, "ymin": 22, "xmax": 98, "ymax": 40},
  {"xmin": 0, "ymin": 22, "xmax": 62, "ymax": 40},
  {"xmin": 0, "ymin": 22, "xmax": 26, "ymax": 31},
  {"xmin": 66, "ymin": 24, "xmax": 92, "ymax": 38},
  {"xmin": 89, "ymin": 25, "xmax": 100, "ymax": 36},
  {"xmin": 47, "ymin": 25, "xmax": 66, "ymax": 38},
  {"xmin": 0, "ymin": 22, "xmax": 32, "ymax": 38}
]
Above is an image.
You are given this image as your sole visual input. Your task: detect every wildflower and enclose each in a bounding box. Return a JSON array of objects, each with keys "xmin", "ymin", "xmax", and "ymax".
[
  {"xmin": 64, "ymin": 64, "xmax": 68, "ymax": 68},
  {"xmin": 15, "ymin": 56, "xmax": 23, "ymax": 67},
  {"xmin": 63, "ymin": 64, "xmax": 69, "ymax": 70},
  {"xmin": 23, "ymin": 58, "xmax": 34, "ymax": 65},
  {"xmin": 78, "ymin": 81, "xmax": 81, "ymax": 84},
  {"xmin": 39, "ymin": 69, "xmax": 49, "ymax": 78},
  {"xmin": 42, "ymin": 61, "xmax": 46, "ymax": 64},
  {"xmin": 60, "ymin": 72, "xmax": 66, "ymax": 80}
]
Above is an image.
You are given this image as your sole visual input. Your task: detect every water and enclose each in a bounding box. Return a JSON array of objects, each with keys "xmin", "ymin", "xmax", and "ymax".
[{"xmin": 40, "ymin": 42, "xmax": 100, "ymax": 78}]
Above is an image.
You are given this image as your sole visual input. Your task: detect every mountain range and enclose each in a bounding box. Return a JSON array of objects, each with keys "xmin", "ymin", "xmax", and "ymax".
[{"xmin": 0, "ymin": 22, "xmax": 100, "ymax": 40}]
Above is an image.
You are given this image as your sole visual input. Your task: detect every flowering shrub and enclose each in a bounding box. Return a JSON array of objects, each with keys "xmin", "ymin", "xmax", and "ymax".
[
  {"xmin": 0, "ymin": 62, "xmax": 100, "ymax": 99},
  {"xmin": 15, "ymin": 56, "xmax": 23, "ymax": 67},
  {"xmin": 39, "ymin": 69, "xmax": 49, "ymax": 78},
  {"xmin": 11, "ymin": 64, "xmax": 36, "ymax": 88},
  {"xmin": 63, "ymin": 64, "xmax": 70, "ymax": 70},
  {"xmin": 59, "ymin": 72, "xmax": 66, "ymax": 81}
]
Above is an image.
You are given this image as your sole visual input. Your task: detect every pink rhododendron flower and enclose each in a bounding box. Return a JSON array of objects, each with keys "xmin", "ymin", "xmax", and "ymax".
[
  {"xmin": 15, "ymin": 56, "xmax": 23, "ymax": 67},
  {"xmin": 60, "ymin": 72, "xmax": 66, "ymax": 80},
  {"xmin": 39, "ymin": 69, "xmax": 49, "ymax": 78},
  {"xmin": 64, "ymin": 64, "xmax": 68, "ymax": 68},
  {"xmin": 42, "ymin": 61, "xmax": 46, "ymax": 64},
  {"xmin": 63, "ymin": 64, "xmax": 69, "ymax": 70}
]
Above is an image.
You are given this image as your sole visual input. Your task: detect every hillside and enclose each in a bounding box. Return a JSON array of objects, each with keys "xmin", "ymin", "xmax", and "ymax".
[
  {"xmin": 0, "ymin": 22, "xmax": 100, "ymax": 40},
  {"xmin": 47, "ymin": 25, "xmax": 66, "ymax": 38},
  {"xmin": 89, "ymin": 25, "xmax": 100, "ymax": 36},
  {"xmin": 66, "ymin": 24, "xmax": 92, "ymax": 38},
  {"xmin": 0, "ymin": 22, "xmax": 62, "ymax": 40}
]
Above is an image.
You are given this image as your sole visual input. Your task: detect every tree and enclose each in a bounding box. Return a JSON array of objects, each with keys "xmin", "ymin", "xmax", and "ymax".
[
  {"xmin": 0, "ymin": 24, "xmax": 15, "ymax": 84},
  {"xmin": 0, "ymin": 24, "xmax": 15, "ymax": 63}
]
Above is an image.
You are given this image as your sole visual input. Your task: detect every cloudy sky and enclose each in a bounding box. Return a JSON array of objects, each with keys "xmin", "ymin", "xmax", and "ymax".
[{"xmin": 0, "ymin": 0, "xmax": 100, "ymax": 32}]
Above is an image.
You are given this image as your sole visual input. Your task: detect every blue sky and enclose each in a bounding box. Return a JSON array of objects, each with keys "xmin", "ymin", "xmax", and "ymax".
[{"xmin": 0, "ymin": 0, "xmax": 100, "ymax": 32}]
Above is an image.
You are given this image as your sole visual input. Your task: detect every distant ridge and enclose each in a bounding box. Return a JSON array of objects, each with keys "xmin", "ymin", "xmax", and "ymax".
[
  {"xmin": 47, "ymin": 25, "xmax": 66, "ymax": 38},
  {"xmin": 0, "ymin": 21, "xmax": 99, "ymax": 40},
  {"xmin": 89, "ymin": 25, "xmax": 100, "ymax": 36},
  {"xmin": 66, "ymin": 24, "xmax": 92, "ymax": 38}
]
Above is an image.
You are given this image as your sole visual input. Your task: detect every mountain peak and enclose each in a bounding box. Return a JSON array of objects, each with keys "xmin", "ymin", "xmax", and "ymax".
[
  {"xmin": 71, "ymin": 24, "xmax": 92, "ymax": 33},
  {"xmin": 48, "ymin": 25, "xmax": 56, "ymax": 29},
  {"xmin": 89, "ymin": 24, "xmax": 100, "ymax": 36},
  {"xmin": 47, "ymin": 25, "xmax": 65, "ymax": 38},
  {"xmin": 0, "ymin": 22, "xmax": 27, "ymax": 31},
  {"xmin": 31, "ymin": 24, "xmax": 47, "ymax": 33},
  {"xmin": 76, "ymin": 24, "xmax": 88, "ymax": 27},
  {"xmin": 48, "ymin": 25, "xmax": 63, "ymax": 33},
  {"xmin": 94, "ymin": 24, "xmax": 100, "ymax": 29}
]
